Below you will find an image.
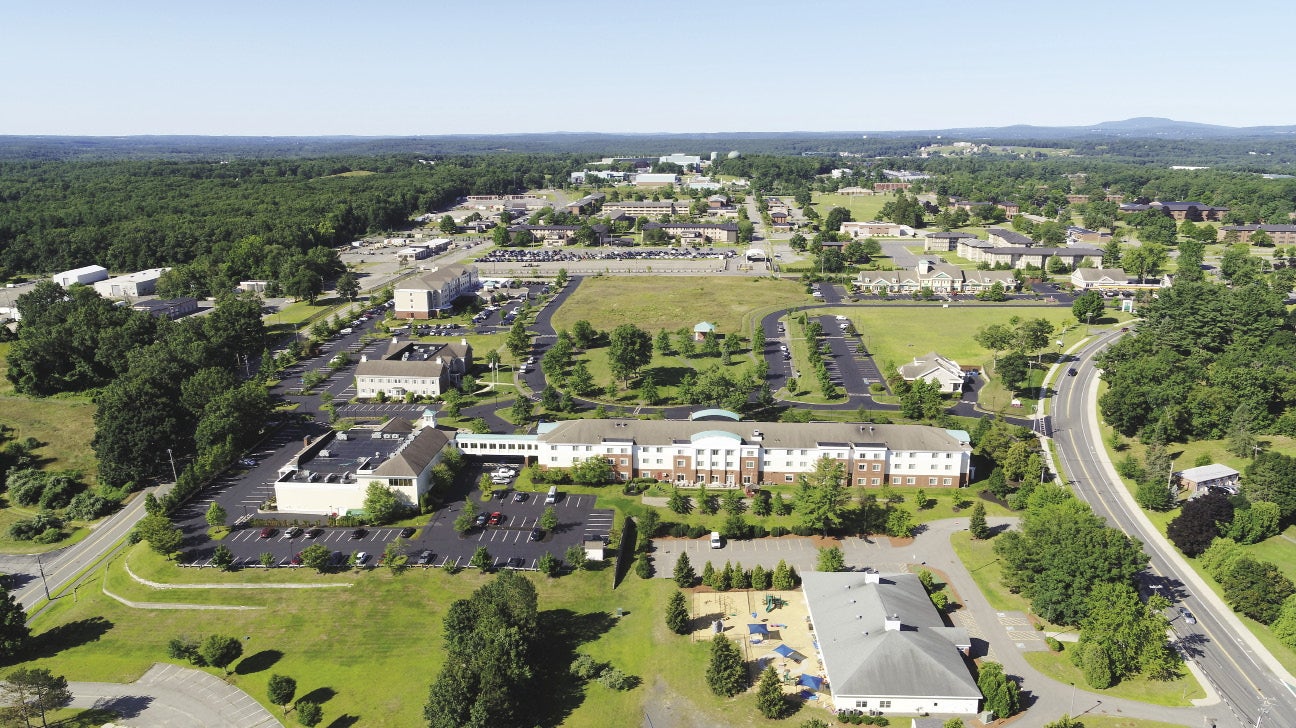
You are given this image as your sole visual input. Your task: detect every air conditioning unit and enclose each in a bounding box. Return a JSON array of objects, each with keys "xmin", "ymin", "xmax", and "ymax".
[{"xmin": 319, "ymin": 450, "xmax": 332, "ymax": 458}]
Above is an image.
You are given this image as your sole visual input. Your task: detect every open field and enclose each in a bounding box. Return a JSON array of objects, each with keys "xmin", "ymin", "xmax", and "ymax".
[
  {"xmin": 550, "ymin": 276, "xmax": 807, "ymax": 334},
  {"xmin": 24, "ymin": 542, "xmax": 841, "ymax": 728},
  {"xmin": 0, "ymin": 395, "xmax": 98, "ymax": 477},
  {"xmin": 812, "ymin": 193, "xmax": 888, "ymax": 222},
  {"xmin": 1024, "ymin": 650, "xmax": 1204, "ymax": 707}
]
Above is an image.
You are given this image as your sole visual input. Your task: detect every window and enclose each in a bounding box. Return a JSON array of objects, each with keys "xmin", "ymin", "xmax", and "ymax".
[
  {"xmin": 878, "ymin": 700, "xmax": 891, "ymax": 709},
  {"xmin": 856, "ymin": 478, "xmax": 866, "ymax": 486},
  {"xmin": 677, "ymin": 459, "xmax": 686, "ymax": 467},
  {"xmin": 872, "ymin": 463, "xmax": 881, "ymax": 471},
  {"xmin": 906, "ymin": 477, "xmax": 915, "ymax": 485},
  {"xmin": 943, "ymin": 478, "xmax": 952, "ymax": 485},
  {"xmin": 929, "ymin": 477, "xmax": 937, "ymax": 485},
  {"xmin": 871, "ymin": 478, "xmax": 880, "ymax": 485},
  {"xmin": 857, "ymin": 463, "xmax": 866, "ymax": 471},
  {"xmin": 742, "ymin": 476, "xmax": 751, "ymax": 484},
  {"xmin": 784, "ymin": 474, "xmax": 794, "ymax": 482},
  {"xmin": 855, "ymin": 700, "xmax": 868, "ymax": 708},
  {"xmin": 620, "ymin": 459, "xmax": 628, "ymax": 466}
]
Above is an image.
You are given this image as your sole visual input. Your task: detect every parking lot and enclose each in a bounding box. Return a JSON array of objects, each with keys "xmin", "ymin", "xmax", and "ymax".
[{"xmin": 650, "ymin": 535, "xmax": 912, "ymax": 579}]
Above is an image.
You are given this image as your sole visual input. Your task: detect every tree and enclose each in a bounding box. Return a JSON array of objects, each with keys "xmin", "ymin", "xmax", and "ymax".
[
  {"xmin": 976, "ymin": 661, "xmax": 1020, "ymax": 718},
  {"xmin": 607, "ymin": 324, "xmax": 653, "ymax": 387},
  {"xmin": 136, "ymin": 513, "xmax": 184, "ymax": 556},
  {"xmin": 705, "ymin": 634, "xmax": 748, "ymax": 697},
  {"xmin": 944, "ymin": 720, "xmax": 967, "ymax": 728},
  {"xmin": 755, "ymin": 666, "xmax": 790, "ymax": 718},
  {"xmin": 199, "ymin": 634, "xmax": 244, "ymax": 674},
  {"xmin": 673, "ymin": 552, "xmax": 696, "ymax": 587},
  {"xmin": 439, "ymin": 215, "xmax": 458, "ymax": 234},
  {"xmin": 363, "ymin": 482, "xmax": 403, "ymax": 525},
  {"xmin": 1123, "ymin": 242, "xmax": 1168, "ymax": 283},
  {"xmin": 816, "ymin": 546, "xmax": 846, "ymax": 572},
  {"xmin": 538, "ymin": 551, "xmax": 559, "ymax": 577},
  {"xmin": 1176, "ymin": 238, "xmax": 1206, "ymax": 282},
  {"xmin": 1243, "ymin": 452, "xmax": 1296, "ymax": 521},
  {"xmin": 0, "ymin": 667, "xmax": 72, "ymax": 728},
  {"xmin": 969, "ymin": 501, "xmax": 990, "ymax": 539},
  {"xmin": 1072, "ymin": 290, "xmax": 1104, "ymax": 324},
  {"xmin": 297, "ymin": 543, "xmax": 329, "ymax": 572},
  {"xmin": 975, "ymin": 323, "xmax": 1016, "ymax": 367},
  {"xmin": 336, "ymin": 270, "xmax": 359, "ymax": 301},
  {"xmin": 205, "ymin": 501, "xmax": 227, "ymax": 528},
  {"xmin": 469, "ymin": 546, "xmax": 492, "ymax": 570},
  {"xmin": 571, "ymin": 320, "xmax": 599, "ymax": 350},
  {"xmin": 1166, "ymin": 491, "xmax": 1234, "ymax": 557},
  {"xmin": 1223, "ymin": 557, "xmax": 1294, "ymax": 624},
  {"xmin": 1077, "ymin": 582, "xmax": 1179, "ymax": 685},
  {"xmin": 668, "ymin": 486, "xmax": 691, "ymax": 515},
  {"xmin": 995, "ymin": 351, "xmax": 1031, "ymax": 392},
  {"xmin": 540, "ymin": 506, "xmax": 558, "ymax": 531},
  {"xmin": 211, "ymin": 544, "xmax": 235, "ymax": 571},
  {"xmin": 771, "ymin": 559, "xmax": 796, "ymax": 590},
  {"xmin": 509, "ymin": 395, "xmax": 533, "ymax": 426},
  {"xmin": 295, "ymin": 699, "xmax": 323, "ymax": 726},
  {"xmin": 1272, "ymin": 594, "xmax": 1296, "ymax": 648},
  {"xmin": 0, "ymin": 587, "xmax": 30, "ymax": 661},
  {"xmin": 1227, "ymin": 501, "xmax": 1281, "ymax": 545},
  {"xmin": 267, "ymin": 674, "xmax": 297, "ymax": 714},
  {"xmin": 666, "ymin": 590, "xmax": 691, "ymax": 635},
  {"xmin": 453, "ymin": 500, "xmax": 478, "ymax": 534},
  {"xmin": 505, "ymin": 318, "xmax": 530, "ymax": 359},
  {"xmin": 794, "ymin": 456, "xmax": 849, "ymax": 536}
]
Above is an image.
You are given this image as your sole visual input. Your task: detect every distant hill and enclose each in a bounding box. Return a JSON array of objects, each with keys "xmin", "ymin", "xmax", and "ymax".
[{"xmin": 863, "ymin": 117, "xmax": 1296, "ymax": 140}]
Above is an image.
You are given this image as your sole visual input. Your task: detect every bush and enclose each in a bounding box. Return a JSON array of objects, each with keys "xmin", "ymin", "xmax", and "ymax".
[
  {"xmin": 597, "ymin": 667, "xmax": 634, "ymax": 691},
  {"xmin": 65, "ymin": 490, "xmax": 116, "ymax": 521},
  {"xmin": 1045, "ymin": 636, "xmax": 1062, "ymax": 652},
  {"xmin": 8, "ymin": 512, "xmax": 63, "ymax": 541},
  {"xmin": 571, "ymin": 654, "xmax": 602, "ymax": 680}
]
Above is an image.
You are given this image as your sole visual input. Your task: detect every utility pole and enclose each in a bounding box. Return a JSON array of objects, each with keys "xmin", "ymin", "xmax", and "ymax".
[
  {"xmin": 36, "ymin": 553, "xmax": 50, "ymax": 600},
  {"xmin": 167, "ymin": 448, "xmax": 179, "ymax": 483}
]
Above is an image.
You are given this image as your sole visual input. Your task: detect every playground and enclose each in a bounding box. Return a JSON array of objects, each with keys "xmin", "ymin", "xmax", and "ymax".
[{"xmin": 689, "ymin": 590, "xmax": 828, "ymax": 702}]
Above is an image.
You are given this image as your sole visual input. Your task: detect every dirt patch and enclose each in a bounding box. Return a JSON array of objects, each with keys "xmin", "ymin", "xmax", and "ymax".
[
  {"xmin": 640, "ymin": 675, "xmax": 728, "ymax": 728},
  {"xmin": 887, "ymin": 535, "xmax": 915, "ymax": 548}
]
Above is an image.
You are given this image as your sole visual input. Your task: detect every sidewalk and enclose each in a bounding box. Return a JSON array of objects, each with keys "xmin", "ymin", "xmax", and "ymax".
[{"xmin": 69, "ymin": 662, "xmax": 281, "ymax": 728}]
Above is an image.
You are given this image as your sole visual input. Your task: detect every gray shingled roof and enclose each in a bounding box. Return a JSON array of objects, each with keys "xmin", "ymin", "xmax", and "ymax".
[
  {"xmin": 986, "ymin": 228, "xmax": 1034, "ymax": 246},
  {"xmin": 535, "ymin": 419, "xmax": 965, "ymax": 452},
  {"xmin": 801, "ymin": 572, "xmax": 980, "ymax": 701},
  {"xmin": 372, "ymin": 426, "xmax": 451, "ymax": 478}
]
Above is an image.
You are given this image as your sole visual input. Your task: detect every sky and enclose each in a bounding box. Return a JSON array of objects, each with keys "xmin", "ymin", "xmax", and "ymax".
[{"xmin": 2, "ymin": 0, "xmax": 1292, "ymax": 136}]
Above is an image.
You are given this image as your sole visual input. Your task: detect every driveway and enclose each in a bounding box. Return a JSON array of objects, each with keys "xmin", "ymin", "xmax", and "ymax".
[{"xmin": 69, "ymin": 662, "xmax": 280, "ymax": 728}]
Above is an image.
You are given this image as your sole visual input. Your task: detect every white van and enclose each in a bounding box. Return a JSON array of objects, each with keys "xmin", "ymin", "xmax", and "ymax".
[
  {"xmin": 545, "ymin": 486, "xmax": 558, "ymax": 504},
  {"xmin": 709, "ymin": 531, "xmax": 722, "ymax": 549}
]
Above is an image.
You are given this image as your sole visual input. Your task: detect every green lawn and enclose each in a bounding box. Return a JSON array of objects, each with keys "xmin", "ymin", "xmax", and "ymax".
[
  {"xmin": 812, "ymin": 193, "xmax": 888, "ymax": 223},
  {"xmin": 550, "ymin": 276, "xmax": 807, "ymax": 335},
  {"xmin": 1024, "ymin": 650, "xmax": 1203, "ymax": 707},
  {"xmin": 950, "ymin": 530, "xmax": 1031, "ymax": 614},
  {"xmin": 23, "ymin": 543, "xmax": 832, "ymax": 728}
]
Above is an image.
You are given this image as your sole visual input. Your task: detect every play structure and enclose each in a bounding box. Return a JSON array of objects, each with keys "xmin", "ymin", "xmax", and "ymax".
[{"xmin": 765, "ymin": 593, "xmax": 786, "ymax": 612}]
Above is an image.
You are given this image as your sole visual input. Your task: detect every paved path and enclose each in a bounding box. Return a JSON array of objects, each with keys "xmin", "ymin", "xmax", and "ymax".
[
  {"xmin": 124, "ymin": 561, "xmax": 352, "ymax": 590},
  {"xmin": 69, "ymin": 663, "xmax": 281, "ymax": 728}
]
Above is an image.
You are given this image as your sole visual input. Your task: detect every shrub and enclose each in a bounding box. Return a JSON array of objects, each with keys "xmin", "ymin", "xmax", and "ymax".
[{"xmin": 1045, "ymin": 636, "xmax": 1062, "ymax": 652}]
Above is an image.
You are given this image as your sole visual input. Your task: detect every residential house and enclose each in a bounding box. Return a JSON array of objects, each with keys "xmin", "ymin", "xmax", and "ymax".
[
  {"xmin": 1174, "ymin": 464, "xmax": 1241, "ymax": 495},
  {"xmin": 898, "ymin": 352, "xmax": 967, "ymax": 392},
  {"xmin": 1071, "ymin": 268, "xmax": 1134, "ymax": 290},
  {"xmin": 92, "ymin": 268, "xmax": 170, "ymax": 299},
  {"xmin": 1218, "ymin": 224, "xmax": 1296, "ymax": 245},
  {"xmin": 642, "ymin": 222, "xmax": 739, "ymax": 243},
  {"xmin": 274, "ymin": 410, "xmax": 451, "ymax": 515},
  {"xmin": 856, "ymin": 258, "xmax": 1017, "ymax": 295},
  {"xmin": 455, "ymin": 419, "xmax": 973, "ymax": 488},
  {"xmin": 394, "ymin": 265, "xmax": 479, "ymax": 319},
  {"xmin": 923, "ymin": 232, "xmax": 976, "ymax": 252},
  {"xmin": 801, "ymin": 571, "xmax": 981, "ymax": 716},
  {"xmin": 770, "ymin": 210, "xmax": 791, "ymax": 230},
  {"xmin": 354, "ymin": 338, "xmax": 473, "ymax": 399},
  {"xmin": 956, "ymin": 240, "xmax": 1103, "ymax": 270}
]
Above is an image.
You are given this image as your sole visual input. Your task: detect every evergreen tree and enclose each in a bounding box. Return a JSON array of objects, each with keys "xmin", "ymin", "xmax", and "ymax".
[
  {"xmin": 750, "ymin": 564, "xmax": 768, "ymax": 590},
  {"xmin": 977, "ymin": 661, "xmax": 1020, "ymax": 718},
  {"xmin": 0, "ymin": 585, "xmax": 31, "ymax": 660},
  {"xmin": 701, "ymin": 561, "xmax": 718, "ymax": 589},
  {"xmin": 969, "ymin": 501, "xmax": 990, "ymax": 539},
  {"xmin": 705, "ymin": 634, "xmax": 748, "ymax": 697},
  {"xmin": 771, "ymin": 560, "xmax": 795, "ymax": 590},
  {"xmin": 665, "ymin": 590, "xmax": 691, "ymax": 635},
  {"xmin": 755, "ymin": 665, "xmax": 790, "ymax": 718},
  {"xmin": 673, "ymin": 552, "xmax": 696, "ymax": 587}
]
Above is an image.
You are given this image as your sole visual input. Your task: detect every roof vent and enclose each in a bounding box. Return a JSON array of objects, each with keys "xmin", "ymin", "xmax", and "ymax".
[
  {"xmin": 884, "ymin": 614, "xmax": 902, "ymax": 632},
  {"xmin": 863, "ymin": 569, "xmax": 880, "ymax": 584}
]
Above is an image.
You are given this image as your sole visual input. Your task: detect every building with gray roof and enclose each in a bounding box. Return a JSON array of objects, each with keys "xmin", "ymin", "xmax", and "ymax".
[
  {"xmin": 801, "ymin": 570, "xmax": 981, "ymax": 716},
  {"xmin": 355, "ymin": 338, "xmax": 472, "ymax": 399}
]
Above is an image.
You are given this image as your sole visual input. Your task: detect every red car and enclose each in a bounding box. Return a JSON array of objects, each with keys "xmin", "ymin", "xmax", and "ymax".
[
  {"xmin": 259, "ymin": 527, "xmax": 276, "ymax": 539},
  {"xmin": 487, "ymin": 512, "xmax": 504, "ymax": 526},
  {"xmin": 290, "ymin": 552, "xmax": 303, "ymax": 566}
]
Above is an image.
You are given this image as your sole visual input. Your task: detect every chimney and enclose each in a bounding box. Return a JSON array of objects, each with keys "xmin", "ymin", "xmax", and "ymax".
[
  {"xmin": 360, "ymin": 354, "xmax": 368, "ymax": 362},
  {"xmin": 461, "ymin": 337, "xmax": 468, "ymax": 346},
  {"xmin": 884, "ymin": 614, "xmax": 902, "ymax": 632},
  {"xmin": 392, "ymin": 337, "xmax": 398, "ymax": 345},
  {"xmin": 863, "ymin": 569, "xmax": 880, "ymax": 584}
]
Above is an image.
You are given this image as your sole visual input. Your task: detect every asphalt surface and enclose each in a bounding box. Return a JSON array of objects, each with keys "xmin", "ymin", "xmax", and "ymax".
[{"xmin": 1053, "ymin": 330, "xmax": 1296, "ymax": 728}]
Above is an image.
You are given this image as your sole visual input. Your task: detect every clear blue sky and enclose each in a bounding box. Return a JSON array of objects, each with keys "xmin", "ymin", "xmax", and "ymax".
[{"xmin": 3, "ymin": 0, "xmax": 1291, "ymax": 136}]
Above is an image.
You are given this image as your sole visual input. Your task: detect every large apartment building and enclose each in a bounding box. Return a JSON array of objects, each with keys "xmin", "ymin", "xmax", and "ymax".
[
  {"xmin": 393, "ymin": 265, "xmax": 479, "ymax": 319},
  {"xmin": 455, "ymin": 418, "xmax": 972, "ymax": 488}
]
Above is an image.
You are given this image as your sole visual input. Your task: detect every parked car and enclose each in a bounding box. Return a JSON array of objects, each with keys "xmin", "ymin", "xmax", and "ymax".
[
  {"xmin": 284, "ymin": 526, "xmax": 302, "ymax": 538},
  {"xmin": 239, "ymin": 458, "xmax": 257, "ymax": 467},
  {"xmin": 512, "ymin": 492, "xmax": 528, "ymax": 503},
  {"xmin": 475, "ymin": 513, "xmax": 489, "ymax": 527},
  {"xmin": 305, "ymin": 528, "xmax": 323, "ymax": 539},
  {"xmin": 507, "ymin": 557, "xmax": 525, "ymax": 569},
  {"xmin": 350, "ymin": 528, "xmax": 367, "ymax": 539},
  {"xmin": 290, "ymin": 552, "xmax": 303, "ymax": 566},
  {"xmin": 259, "ymin": 527, "xmax": 276, "ymax": 539},
  {"xmin": 529, "ymin": 528, "xmax": 542, "ymax": 542},
  {"xmin": 355, "ymin": 551, "xmax": 370, "ymax": 566},
  {"xmin": 400, "ymin": 527, "xmax": 416, "ymax": 538},
  {"xmin": 487, "ymin": 512, "xmax": 504, "ymax": 526},
  {"xmin": 416, "ymin": 550, "xmax": 433, "ymax": 565}
]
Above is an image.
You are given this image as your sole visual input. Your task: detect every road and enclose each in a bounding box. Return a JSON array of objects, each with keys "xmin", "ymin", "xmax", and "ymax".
[{"xmin": 1052, "ymin": 330, "xmax": 1296, "ymax": 728}]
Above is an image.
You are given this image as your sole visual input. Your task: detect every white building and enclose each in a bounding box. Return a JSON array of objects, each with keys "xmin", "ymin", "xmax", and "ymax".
[
  {"xmin": 394, "ymin": 265, "xmax": 479, "ymax": 319},
  {"xmin": 659, "ymin": 153, "xmax": 703, "ymax": 167},
  {"xmin": 898, "ymin": 352, "xmax": 967, "ymax": 393},
  {"xmin": 354, "ymin": 338, "xmax": 472, "ymax": 399},
  {"xmin": 633, "ymin": 173, "xmax": 679, "ymax": 186},
  {"xmin": 52, "ymin": 265, "xmax": 109, "ymax": 288},
  {"xmin": 840, "ymin": 221, "xmax": 916, "ymax": 239},
  {"xmin": 92, "ymin": 268, "xmax": 170, "ymax": 299},
  {"xmin": 455, "ymin": 419, "xmax": 972, "ymax": 488},
  {"xmin": 802, "ymin": 570, "xmax": 981, "ymax": 717},
  {"xmin": 274, "ymin": 411, "xmax": 450, "ymax": 515}
]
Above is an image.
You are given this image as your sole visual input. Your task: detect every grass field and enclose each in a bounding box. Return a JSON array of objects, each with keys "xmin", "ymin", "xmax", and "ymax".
[
  {"xmin": 1023, "ymin": 650, "xmax": 1203, "ymax": 707},
  {"xmin": 550, "ymin": 276, "xmax": 806, "ymax": 335},
  {"xmin": 812, "ymin": 193, "xmax": 888, "ymax": 223},
  {"xmin": 23, "ymin": 543, "xmax": 835, "ymax": 728}
]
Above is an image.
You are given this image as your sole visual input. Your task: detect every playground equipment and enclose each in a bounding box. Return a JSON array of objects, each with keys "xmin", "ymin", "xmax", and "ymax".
[{"xmin": 765, "ymin": 594, "xmax": 786, "ymax": 612}]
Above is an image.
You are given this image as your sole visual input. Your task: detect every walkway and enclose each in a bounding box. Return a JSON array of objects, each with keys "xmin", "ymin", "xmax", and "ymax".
[{"xmin": 69, "ymin": 663, "xmax": 282, "ymax": 728}]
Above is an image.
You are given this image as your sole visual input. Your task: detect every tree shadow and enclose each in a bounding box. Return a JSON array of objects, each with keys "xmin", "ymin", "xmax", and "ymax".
[
  {"xmin": 300, "ymin": 686, "xmax": 337, "ymax": 705},
  {"xmin": 87, "ymin": 695, "xmax": 153, "ymax": 720},
  {"xmin": 234, "ymin": 649, "xmax": 283, "ymax": 675},
  {"xmin": 324, "ymin": 715, "xmax": 359, "ymax": 728},
  {"xmin": 21, "ymin": 617, "xmax": 114, "ymax": 662},
  {"xmin": 529, "ymin": 608, "xmax": 619, "ymax": 727}
]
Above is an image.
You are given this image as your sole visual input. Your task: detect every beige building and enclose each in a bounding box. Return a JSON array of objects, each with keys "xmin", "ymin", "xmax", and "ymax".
[
  {"xmin": 856, "ymin": 258, "xmax": 1017, "ymax": 294},
  {"xmin": 455, "ymin": 418, "xmax": 973, "ymax": 488},
  {"xmin": 394, "ymin": 265, "xmax": 479, "ymax": 319},
  {"xmin": 898, "ymin": 352, "xmax": 967, "ymax": 392},
  {"xmin": 354, "ymin": 338, "xmax": 472, "ymax": 399},
  {"xmin": 840, "ymin": 221, "xmax": 916, "ymax": 239}
]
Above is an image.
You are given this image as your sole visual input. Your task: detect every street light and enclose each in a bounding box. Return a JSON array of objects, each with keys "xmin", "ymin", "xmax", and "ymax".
[{"xmin": 166, "ymin": 448, "xmax": 179, "ymax": 484}]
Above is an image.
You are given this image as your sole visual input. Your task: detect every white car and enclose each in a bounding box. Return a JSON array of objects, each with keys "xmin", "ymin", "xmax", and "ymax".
[
  {"xmin": 492, "ymin": 467, "xmax": 517, "ymax": 478},
  {"xmin": 835, "ymin": 315, "xmax": 847, "ymax": 321}
]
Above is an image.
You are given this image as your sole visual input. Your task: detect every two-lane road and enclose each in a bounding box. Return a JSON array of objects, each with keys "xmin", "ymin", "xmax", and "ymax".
[{"xmin": 1053, "ymin": 330, "xmax": 1296, "ymax": 727}]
